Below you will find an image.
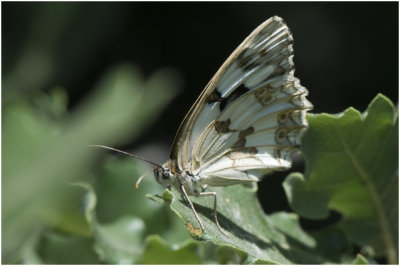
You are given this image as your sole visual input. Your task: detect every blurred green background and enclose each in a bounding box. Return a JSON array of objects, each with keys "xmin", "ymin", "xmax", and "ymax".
[{"xmin": 2, "ymin": 2, "xmax": 398, "ymax": 263}]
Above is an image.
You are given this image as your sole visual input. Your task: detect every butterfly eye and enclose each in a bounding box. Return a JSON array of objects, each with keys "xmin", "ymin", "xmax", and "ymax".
[{"xmin": 153, "ymin": 168, "xmax": 164, "ymax": 180}]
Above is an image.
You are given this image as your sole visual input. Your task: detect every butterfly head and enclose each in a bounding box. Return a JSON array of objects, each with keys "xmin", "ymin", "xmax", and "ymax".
[{"xmin": 153, "ymin": 166, "xmax": 173, "ymax": 188}]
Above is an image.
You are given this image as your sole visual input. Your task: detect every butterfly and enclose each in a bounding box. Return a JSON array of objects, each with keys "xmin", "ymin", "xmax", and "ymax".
[{"xmin": 92, "ymin": 16, "xmax": 312, "ymax": 236}]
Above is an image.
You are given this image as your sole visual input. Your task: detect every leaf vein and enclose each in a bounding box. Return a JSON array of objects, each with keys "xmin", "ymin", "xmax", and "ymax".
[{"xmin": 335, "ymin": 123, "xmax": 396, "ymax": 263}]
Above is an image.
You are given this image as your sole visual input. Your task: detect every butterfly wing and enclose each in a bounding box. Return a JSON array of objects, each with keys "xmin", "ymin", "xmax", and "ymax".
[{"xmin": 168, "ymin": 16, "xmax": 312, "ymax": 184}]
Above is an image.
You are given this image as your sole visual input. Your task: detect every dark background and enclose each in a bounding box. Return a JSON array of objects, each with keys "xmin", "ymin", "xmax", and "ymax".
[{"xmin": 3, "ymin": 1, "xmax": 398, "ymax": 231}]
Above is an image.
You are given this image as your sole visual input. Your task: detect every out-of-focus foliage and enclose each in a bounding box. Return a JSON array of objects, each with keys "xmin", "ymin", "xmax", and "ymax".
[
  {"xmin": 3, "ymin": 63, "xmax": 181, "ymax": 262},
  {"xmin": 3, "ymin": 3, "xmax": 132, "ymax": 103}
]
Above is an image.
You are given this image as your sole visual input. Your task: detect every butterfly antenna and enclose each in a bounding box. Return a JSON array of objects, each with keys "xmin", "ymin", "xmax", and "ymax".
[{"xmin": 89, "ymin": 145, "xmax": 162, "ymax": 168}]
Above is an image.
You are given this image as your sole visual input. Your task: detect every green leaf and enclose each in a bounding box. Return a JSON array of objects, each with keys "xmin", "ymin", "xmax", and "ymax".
[
  {"xmin": 20, "ymin": 231, "xmax": 44, "ymax": 264},
  {"xmin": 283, "ymin": 94, "xmax": 398, "ymax": 263},
  {"xmin": 93, "ymin": 216, "xmax": 146, "ymax": 264},
  {"xmin": 140, "ymin": 235, "xmax": 249, "ymax": 264},
  {"xmin": 148, "ymin": 186, "xmax": 328, "ymax": 264},
  {"xmin": 269, "ymin": 212, "xmax": 315, "ymax": 248},
  {"xmin": 95, "ymin": 157, "xmax": 165, "ymax": 226},
  {"xmin": 70, "ymin": 181, "xmax": 98, "ymax": 232},
  {"xmin": 74, "ymin": 181, "xmax": 148, "ymax": 264},
  {"xmin": 352, "ymin": 253, "xmax": 369, "ymax": 264},
  {"xmin": 308, "ymin": 225, "xmax": 351, "ymax": 262},
  {"xmin": 139, "ymin": 235, "xmax": 202, "ymax": 264},
  {"xmin": 38, "ymin": 233, "xmax": 99, "ymax": 264}
]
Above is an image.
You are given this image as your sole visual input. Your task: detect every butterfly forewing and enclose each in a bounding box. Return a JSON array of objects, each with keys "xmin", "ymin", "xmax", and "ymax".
[{"xmin": 169, "ymin": 16, "xmax": 312, "ymax": 185}]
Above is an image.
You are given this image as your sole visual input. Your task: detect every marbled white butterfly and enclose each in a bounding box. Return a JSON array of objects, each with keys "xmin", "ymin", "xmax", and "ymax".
[{"xmin": 92, "ymin": 16, "xmax": 312, "ymax": 236}]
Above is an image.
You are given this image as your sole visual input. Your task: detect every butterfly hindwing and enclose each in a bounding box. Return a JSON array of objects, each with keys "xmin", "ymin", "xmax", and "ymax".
[{"xmin": 169, "ymin": 16, "xmax": 312, "ymax": 184}]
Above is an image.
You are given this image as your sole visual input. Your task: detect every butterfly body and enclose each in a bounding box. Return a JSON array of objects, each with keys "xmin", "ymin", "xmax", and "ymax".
[
  {"xmin": 154, "ymin": 161, "xmax": 204, "ymax": 196},
  {"xmin": 154, "ymin": 157, "xmax": 257, "ymax": 195}
]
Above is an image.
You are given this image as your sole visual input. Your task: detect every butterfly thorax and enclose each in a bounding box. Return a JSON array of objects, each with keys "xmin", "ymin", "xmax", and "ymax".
[{"xmin": 153, "ymin": 160, "xmax": 202, "ymax": 196}]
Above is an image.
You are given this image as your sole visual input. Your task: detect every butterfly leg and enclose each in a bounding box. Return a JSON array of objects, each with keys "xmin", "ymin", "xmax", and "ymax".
[
  {"xmin": 199, "ymin": 191, "xmax": 229, "ymax": 237},
  {"xmin": 180, "ymin": 185, "xmax": 206, "ymax": 232}
]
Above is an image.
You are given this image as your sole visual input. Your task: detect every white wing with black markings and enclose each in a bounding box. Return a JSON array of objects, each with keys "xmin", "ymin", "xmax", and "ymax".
[{"xmin": 167, "ymin": 16, "xmax": 312, "ymax": 186}]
